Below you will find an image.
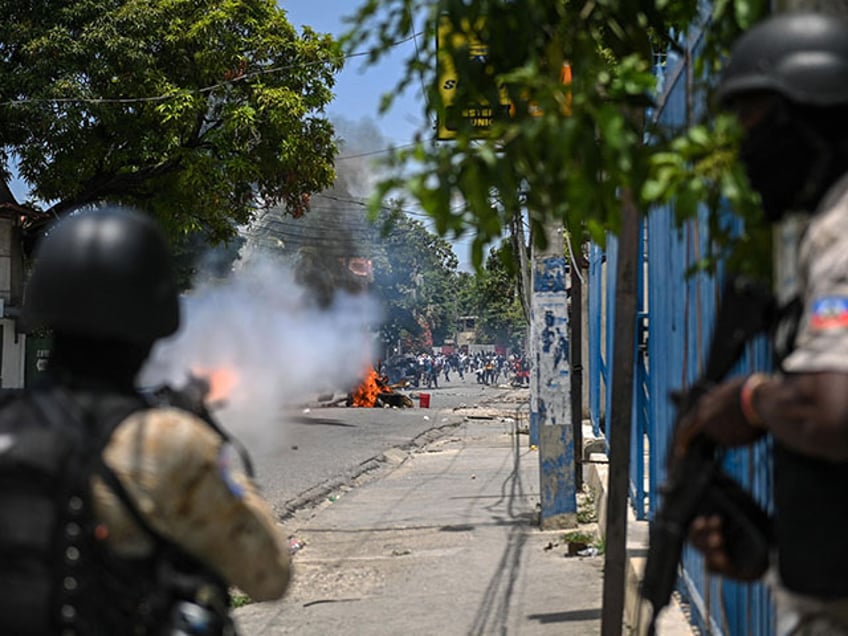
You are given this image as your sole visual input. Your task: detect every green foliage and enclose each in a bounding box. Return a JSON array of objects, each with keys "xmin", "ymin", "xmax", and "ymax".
[
  {"xmin": 344, "ymin": 0, "xmax": 770, "ymax": 274},
  {"xmin": 561, "ymin": 530, "xmax": 597, "ymax": 546},
  {"xmin": 641, "ymin": 112, "xmax": 770, "ymax": 277},
  {"xmin": 0, "ymin": 0, "xmax": 342, "ymax": 243},
  {"xmin": 230, "ymin": 590, "xmax": 253, "ymax": 609},
  {"xmin": 370, "ymin": 208, "xmax": 461, "ymax": 352},
  {"xmin": 368, "ymin": 209, "xmax": 524, "ymax": 355},
  {"xmin": 458, "ymin": 242, "xmax": 527, "ymax": 350}
]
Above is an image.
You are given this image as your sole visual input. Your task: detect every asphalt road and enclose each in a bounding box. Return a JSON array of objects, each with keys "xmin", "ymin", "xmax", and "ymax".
[{"xmin": 217, "ymin": 372, "xmax": 529, "ymax": 518}]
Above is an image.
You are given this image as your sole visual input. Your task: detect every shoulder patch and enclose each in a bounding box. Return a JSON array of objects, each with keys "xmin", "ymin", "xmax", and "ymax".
[
  {"xmin": 810, "ymin": 296, "xmax": 848, "ymax": 330},
  {"xmin": 217, "ymin": 443, "xmax": 245, "ymax": 499}
]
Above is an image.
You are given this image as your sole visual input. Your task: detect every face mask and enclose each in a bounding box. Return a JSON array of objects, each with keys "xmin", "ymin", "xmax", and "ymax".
[{"xmin": 738, "ymin": 103, "xmax": 825, "ymax": 222}]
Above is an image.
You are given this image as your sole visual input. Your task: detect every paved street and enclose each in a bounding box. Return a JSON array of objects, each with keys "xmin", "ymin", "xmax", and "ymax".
[
  {"xmin": 233, "ymin": 379, "xmax": 607, "ymax": 635},
  {"xmin": 221, "ymin": 373, "xmax": 530, "ymax": 517}
]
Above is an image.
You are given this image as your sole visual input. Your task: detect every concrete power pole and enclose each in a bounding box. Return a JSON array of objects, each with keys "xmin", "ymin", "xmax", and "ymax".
[{"xmin": 530, "ymin": 223, "xmax": 577, "ymax": 529}]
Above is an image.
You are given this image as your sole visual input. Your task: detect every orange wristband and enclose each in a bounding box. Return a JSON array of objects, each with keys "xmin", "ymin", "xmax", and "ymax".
[{"xmin": 740, "ymin": 373, "xmax": 769, "ymax": 429}]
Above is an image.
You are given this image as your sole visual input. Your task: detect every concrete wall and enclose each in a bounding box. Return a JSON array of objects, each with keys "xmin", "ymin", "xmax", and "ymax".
[
  {"xmin": 0, "ymin": 319, "xmax": 25, "ymax": 388},
  {"xmin": 0, "ymin": 216, "xmax": 27, "ymax": 388}
]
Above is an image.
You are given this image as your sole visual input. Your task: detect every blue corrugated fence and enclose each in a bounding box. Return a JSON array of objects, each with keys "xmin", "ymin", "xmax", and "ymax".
[{"xmin": 585, "ymin": 32, "xmax": 776, "ymax": 634}]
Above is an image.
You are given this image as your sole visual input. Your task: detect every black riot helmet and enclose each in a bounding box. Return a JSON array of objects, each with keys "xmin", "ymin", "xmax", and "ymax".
[
  {"xmin": 715, "ymin": 12, "xmax": 848, "ymax": 108},
  {"xmin": 21, "ymin": 206, "xmax": 180, "ymax": 344},
  {"xmin": 715, "ymin": 13, "xmax": 848, "ymax": 221}
]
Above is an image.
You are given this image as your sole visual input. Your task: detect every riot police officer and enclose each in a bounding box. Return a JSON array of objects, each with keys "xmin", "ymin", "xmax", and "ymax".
[
  {"xmin": 0, "ymin": 206, "xmax": 290, "ymax": 634},
  {"xmin": 679, "ymin": 12, "xmax": 848, "ymax": 635}
]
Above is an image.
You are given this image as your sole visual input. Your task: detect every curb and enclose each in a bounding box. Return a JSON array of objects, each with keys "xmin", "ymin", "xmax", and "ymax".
[
  {"xmin": 583, "ymin": 426, "xmax": 694, "ymax": 636},
  {"xmin": 278, "ymin": 420, "xmax": 462, "ymax": 521}
]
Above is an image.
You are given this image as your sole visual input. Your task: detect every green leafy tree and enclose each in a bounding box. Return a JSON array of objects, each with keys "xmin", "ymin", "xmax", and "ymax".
[
  {"xmin": 344, "ymin": 0, "xmax": 768, "ymax": 273},
  {"xmin": 0, "ymin": 0, "xmax": 342, "ymax": 243},
  {"xmin": 465, "ymin": 243, "xmax": 527, "ymax": 350},
  {"xmin": 453, "ymin": 270, "xmax": 478, "ymax": 320},
  {"xmin": 370, "ymin": 209, "xmax": 460, "ymax": 354}
]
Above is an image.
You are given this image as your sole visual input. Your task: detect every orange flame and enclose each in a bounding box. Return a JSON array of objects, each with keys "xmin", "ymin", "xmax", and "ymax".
[
  {"xmin": 351, "ymin": 366, "xmax": 381, "ymax": 408},
  {"xmin": 192, "ymin": 366, "xmax": 239, "ymax": 404}
]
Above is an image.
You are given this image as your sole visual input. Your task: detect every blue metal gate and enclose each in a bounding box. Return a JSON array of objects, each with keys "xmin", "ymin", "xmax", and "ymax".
[{"xmin": 586, "ymin": 19, "xmax": 776, "ymax": 634}]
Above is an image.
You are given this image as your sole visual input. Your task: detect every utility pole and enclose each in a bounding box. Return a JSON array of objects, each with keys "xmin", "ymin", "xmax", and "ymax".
[{"xmin": 531, "ymin": 223, "xmax": 577, "ymax": 529}]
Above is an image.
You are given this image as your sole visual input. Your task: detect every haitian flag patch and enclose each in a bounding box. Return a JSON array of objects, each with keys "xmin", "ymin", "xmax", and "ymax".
[
  {"xmin": 217, "ymin": 444, "xmax": 245, "ymax": 499},
  {"xmin": 810, "ymin": 296, "xmax": 848, "ymax": 330}
]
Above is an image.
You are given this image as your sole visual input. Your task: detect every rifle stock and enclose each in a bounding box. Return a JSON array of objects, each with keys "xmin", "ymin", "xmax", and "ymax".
[{"xmin": 640, "ymin": 276, "xmax": 774, "ymax": 633}]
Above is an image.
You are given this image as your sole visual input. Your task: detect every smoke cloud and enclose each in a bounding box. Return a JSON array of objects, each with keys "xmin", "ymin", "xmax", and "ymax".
[
  {"xmin": 139, "ymin": 116, "xmax": 404, "ymax": 447},
  {"xmin": 138, "ymin": 255, "xmax": 382, "ymax": 446}
]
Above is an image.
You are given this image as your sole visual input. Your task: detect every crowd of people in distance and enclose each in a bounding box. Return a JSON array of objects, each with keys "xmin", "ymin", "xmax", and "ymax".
[{"xmin": 380, "ymin": 350, "xmax": 530, "ymax": 389}]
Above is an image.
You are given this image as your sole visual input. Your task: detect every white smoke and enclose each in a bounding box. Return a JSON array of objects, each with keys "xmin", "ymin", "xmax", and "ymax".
[
  {"xmin": 138, "ymin": 116, "xmax": 398, "ymax": 446},
  {"xmin": 138, "ymin": 255, "xmax": 382, "ymax": 445}
]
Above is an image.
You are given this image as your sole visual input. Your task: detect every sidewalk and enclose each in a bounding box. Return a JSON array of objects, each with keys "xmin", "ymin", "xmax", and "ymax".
[
  {"xmin": 234, "ymin": 400, "xmax": 692, "ymax": 635},
  {"xmin": 584, "ymin": 440, "xmax": 694, "ymax": 636}
]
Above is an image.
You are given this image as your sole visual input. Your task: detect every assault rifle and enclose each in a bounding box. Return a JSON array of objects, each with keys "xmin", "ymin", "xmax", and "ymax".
[
  {"xmin": 641, "ymin": 275, "xmax": 775, "ymax": 635},
  {"xmin": 146, "ymin": 373, "xmax": 255, "ymax": 479}
]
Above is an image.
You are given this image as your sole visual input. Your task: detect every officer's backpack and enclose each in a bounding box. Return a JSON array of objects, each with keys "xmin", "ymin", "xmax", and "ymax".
[{"xmin": 0, "ymin": 385, "xmax": 235, "ymax": 635}]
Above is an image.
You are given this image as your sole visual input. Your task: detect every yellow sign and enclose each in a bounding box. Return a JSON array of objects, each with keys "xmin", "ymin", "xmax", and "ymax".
[
  {"xmin": 436, "ymin": 15, "xmax": 511, "ymax": 140},
  {"xmin": 436, "ymin": 16, "xmax": 572, "ymax": 140}
]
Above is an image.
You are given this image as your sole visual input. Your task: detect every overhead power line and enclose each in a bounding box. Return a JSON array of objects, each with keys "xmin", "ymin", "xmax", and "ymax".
[
  {"xmin": 0, "ymin": 31, "xmax": 424, "ymax": 107},
  {"xmin": 311, "ymin": 193, "xmax": 439, "ymax": 220},
  {"xmin": 336, "ymin": 143, "xmax": 417, "ymax": 160}
]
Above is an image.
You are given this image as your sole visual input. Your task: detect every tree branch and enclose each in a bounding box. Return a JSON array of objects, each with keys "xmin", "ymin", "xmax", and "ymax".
[{"xmin": 46, "ymin": 157, "xmax": 184, "ymax": 217}]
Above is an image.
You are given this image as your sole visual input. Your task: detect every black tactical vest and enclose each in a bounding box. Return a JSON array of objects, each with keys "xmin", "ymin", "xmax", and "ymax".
[
  {"xmin": 773, "ymin": 299, "xmax": 848, "ymax": 597},
  {"xmin": 773, "ymin": 442, "xmax": 848, "ymax": 597},
  {"xmin": 0, "ymin": 384, "xmax": 234, "ymax": 635},
  {"xmin": 0, "ymin": 385, "xmax": 157, "ymax": 634}
]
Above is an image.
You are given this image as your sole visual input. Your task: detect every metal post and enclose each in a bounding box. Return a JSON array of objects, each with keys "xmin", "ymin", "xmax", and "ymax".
[
  {"xmin": 529, "ymin": 289, "xmax": 540, "ymax": 448},
  {"xmin": 600, "ymin": 192, "xmax": 640, "ymax": 636},
  {"xmin": 531, "ymin": 223, "xmax": 577, "ymax": 529},
  {"xmin": 570, "ymin": 248, "xmax": 585, "ymax": 490}
]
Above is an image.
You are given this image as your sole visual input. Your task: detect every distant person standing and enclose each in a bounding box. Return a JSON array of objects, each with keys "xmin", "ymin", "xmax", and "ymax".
[{"xmin": 429, "ymin": 356, "xmax": 440, "ymax": 388}]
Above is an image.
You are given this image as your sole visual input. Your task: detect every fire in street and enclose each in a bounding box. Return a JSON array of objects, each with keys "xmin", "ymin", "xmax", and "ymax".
[{"xmin": 348, "ymin": 366, "xmax": 414, "ymax": 408}]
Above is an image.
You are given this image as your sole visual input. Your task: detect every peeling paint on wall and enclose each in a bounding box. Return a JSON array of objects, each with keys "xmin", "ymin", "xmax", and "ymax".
[
  {"xmin": 533, "ymin": 256, "xmax": 568, "ymax": 293},
  {"xmin": 531, "ymin": 241, "xmax": 576, "ymax": 525},
  {"xmin": 534, "ymin": 294, "xmax": 570, "ymax": 427}
]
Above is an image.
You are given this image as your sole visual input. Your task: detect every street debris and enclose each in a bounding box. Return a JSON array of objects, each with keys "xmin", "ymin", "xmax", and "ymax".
[
  {"xmin": 348, "ymin": 366, "xmax": 414, "ymax": 408},
  {"xmin": 567, "ymin": 541, "xmax": 589, "ymax": 556},
  {"xmin": 559, "ymin": 531, "xmax": 602, "ymax": 558}
]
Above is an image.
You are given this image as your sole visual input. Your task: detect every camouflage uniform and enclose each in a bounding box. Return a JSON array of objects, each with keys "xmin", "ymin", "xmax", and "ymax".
[
  {"xmin": 92, "ymin": 407, "xmax": 291, "ymax": 602},
  {"xmin": 773, "ymin": 175, "xmax": 848, "ymax": 636}
]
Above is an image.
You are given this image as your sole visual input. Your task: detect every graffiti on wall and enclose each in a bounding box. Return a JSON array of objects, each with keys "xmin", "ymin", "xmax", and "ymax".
[
  {"xmin": 533, "ymin": 256, "xmax": 567, "ymax": 293},
  {"xmin": 532, "ymin": 288, "xmax": 569, "ymax": 427},
  {"xmin": 542, "ymin": 309, "xmax": 570, "ymax": 369}
]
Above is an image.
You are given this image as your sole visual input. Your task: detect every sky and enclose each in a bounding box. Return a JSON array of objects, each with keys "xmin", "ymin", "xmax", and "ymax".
[
  {"xmin": 281, "ymin": 1, "xmax": 477, "ymax": 271},
  {"xmin": 282, "ymin": 1, "xmax": 427, "ymax": 151}
]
